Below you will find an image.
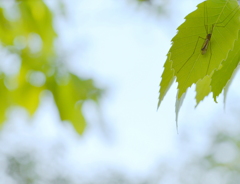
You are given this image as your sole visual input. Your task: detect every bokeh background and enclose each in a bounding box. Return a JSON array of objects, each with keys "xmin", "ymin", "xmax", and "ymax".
[{"xmin": 1, "ymin": 0, "xmax": 240, "ymax": 183}]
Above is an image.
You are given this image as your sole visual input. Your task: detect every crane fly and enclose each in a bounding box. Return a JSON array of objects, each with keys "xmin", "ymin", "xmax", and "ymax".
[{"xmin": 200, "ymin": 2, "xmax": 213, "ymax": 57}]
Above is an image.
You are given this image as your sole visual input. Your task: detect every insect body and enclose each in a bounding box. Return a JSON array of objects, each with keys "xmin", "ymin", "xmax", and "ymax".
[{"xmin": 201, "ymin": 33, "xmax": 211, "ymax": 55}]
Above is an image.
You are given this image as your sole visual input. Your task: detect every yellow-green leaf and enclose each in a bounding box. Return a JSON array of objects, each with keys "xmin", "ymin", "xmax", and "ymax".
[
  {"xmin": 175, "ymin": 91, "xmax": 186, "ymax": 131},
  {"xmin": 211, "ymin": 31, "xmax": 240, "ymax": 102},
  {"xmin": 195, "ymin": 76, "xmax": 211, "ymax": 105},
  {"xmin": 170, "ymin": 0, "xmax": 240, "ymax": 98},
  {"xmin": 158, "ymin": 0, "xmax": 240, "ymax": 127},
  {"xmin": 158, "ymin": 53, "xmax": 175, "ymax": 108}
]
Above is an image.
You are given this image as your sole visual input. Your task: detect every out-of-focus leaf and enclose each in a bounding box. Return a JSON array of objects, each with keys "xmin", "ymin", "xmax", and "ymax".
[
  {"xmin": 0, "ymin": 0, "xmax": 57, "ymax": 122},
  {"xmin": 0, "ymin": 79, "xmax": 9, "ymax": 124},
  {"xmin": 49, "ymin": 74, "xmax": 103, "ymax": 134},
  {"xmin": 0, "ymin": 0, "xmax": 103, "ymax": 134},
  {"xmin": 53, "ymin": 82, "xmax": 86, "ymax": 134},
  {"xmin": 175, "ymin": 91, "xmax": 186, "ymax": 131},
  {"xmin": 12, "ymin": 67, "xmax": 44, "ymax": 115},
  {"xmin": 223, "ymin": 66, "xmax": 239, "ymax": 107}
]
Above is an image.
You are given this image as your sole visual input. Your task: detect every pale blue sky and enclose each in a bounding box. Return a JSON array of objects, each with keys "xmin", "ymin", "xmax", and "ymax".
[
  {"xmin": 49, "ymin": 0, "xmax": 228, "ymax": 173},
  {"xmin": 50, "ymin": 0, "xmax": 240, "ymax": 172}
]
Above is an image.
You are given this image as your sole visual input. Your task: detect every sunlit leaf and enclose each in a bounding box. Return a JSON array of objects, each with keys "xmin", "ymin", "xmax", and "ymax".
[
  {"xmin": 175, "ymin": 91, "xmax": 186, "ymax": 131},
  {"xmin": 211, "ymin": 32, "xmax": 240, "ymax": 102},
  {"xmin": 158, "ymin": 53, "xmax": 175, "ymax": 108},
  {"xmin": 223, "ymin": 66, "xmax": 239, "ymax": 106},
  {"xmin": 195, "ymin": 76, "xmax": 211, "ymax": 105},
  {"xmin": 158, "ymin": 0, "xmax": 240, "ymax": 125},
  {"xmin": 172, "ymin": 0, "xmax": 240, "ymax": 98}
]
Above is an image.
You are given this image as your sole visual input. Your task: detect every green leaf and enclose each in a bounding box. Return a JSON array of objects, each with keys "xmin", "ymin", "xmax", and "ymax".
[
  {"xmin": 49, "ymin": 74, "xmax": 103, "ymax": 134},
  {"xmin": 0, "ymin": 0, "xmax": 103, "ymax": 135},
  {"xmin": 169, "ymin": 0, "xmax": 240, "ymax": 98},
  {"xmin": 195, "ymin": 75, "xmax": 211, "ymax": 105},
  {"xmin": 158, "ymin": 0, "xmax": 240, "ymax": 127},
  {"xmin": 223, "ymin": 67, "xmax": 239, "ymax": 106},
  {"xmin": 158, "ymin": 53, "xmax": 175, "ymax": 108},
  {"xmin": 175, "ymin": 91, "xmax": 186, "ymax": 131},
  {"xmin": 211, "ymin": 31, "xmax": 240, "ymax": 102},
  {"xmin": 49, "ymin": 76, "xmax": 85, "ymax": 134}
]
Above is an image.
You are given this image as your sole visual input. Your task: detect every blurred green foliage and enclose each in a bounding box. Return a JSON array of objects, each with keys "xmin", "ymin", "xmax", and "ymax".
[
  {"xmin": 172, "ymin": 130, "xmax": 240, "ymax": 183},
  {"xmin": 131, "ymin": 0, "xmax": 168, "ymax": 15},
  {"xmin": 4, "ymin": 117, "xmax": 240, "ymax": 184},
  {"xmin": 0, "ymin": 0, "xmax": 103, "ymax": 134}
]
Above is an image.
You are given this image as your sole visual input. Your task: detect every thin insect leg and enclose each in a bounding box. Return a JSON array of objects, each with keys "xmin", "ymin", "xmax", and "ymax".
[
  {"xmin": 204, "ymin": 1, "xmax": 209, "ymax": 34},
  {"xmin": 176, "ymin": 36, "xmax": 205, "ymax": 74},
  {"xmin": 213, "ymin": 5, "xmax": 240, "ymax": 29},
  {"xmin": 209, "ymin": 24, "xmax": 214, "ymax": 34},
  {"xmin": 206, "ymin": 41, "xmax": 212, "ymax": 75}
]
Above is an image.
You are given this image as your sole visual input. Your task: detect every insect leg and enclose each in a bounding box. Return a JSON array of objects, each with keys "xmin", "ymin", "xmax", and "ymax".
[
  {"xmin": 214, "ymin": 5, "xmax": 240, "ymax": 29},
  {"xmin": 204, "ymin": 1, "xmax": 209, "ymax": 34},
  {"xmin": 206, "ymin": 41, "xmax": 212, "ymax": 75},
  {"xmin": 177, "ymin": 36, "xmax": 205, "ymax": 74}
]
